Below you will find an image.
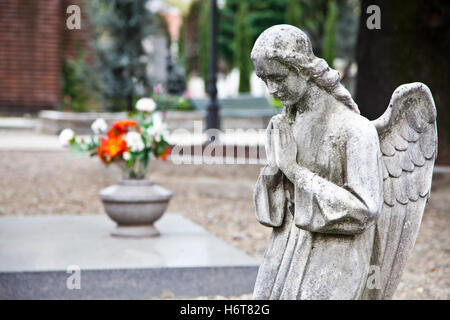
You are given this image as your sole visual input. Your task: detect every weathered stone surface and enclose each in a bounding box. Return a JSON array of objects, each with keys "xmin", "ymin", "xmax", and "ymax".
[
  {"xmin": 99, "ymin": 179, "xmax": 173, "ymax": 238},
  {"xmin": 0, "ymin": 214, "xmax": 258, "ymax": 299},
  {"xmin": 251, "ymin": 25, "xmax": 437, "ymax": 300}
]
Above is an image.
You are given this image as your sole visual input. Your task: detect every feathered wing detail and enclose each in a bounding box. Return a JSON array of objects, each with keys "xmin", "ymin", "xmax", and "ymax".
[{"xmin": 363, "ymin": 82, "xmax": 437, "ymax": 300}]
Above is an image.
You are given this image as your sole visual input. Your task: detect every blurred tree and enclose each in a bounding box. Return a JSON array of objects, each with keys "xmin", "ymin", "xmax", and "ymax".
[
  {"xmin": 61, "ymin": 46, "xmax": 91, "ymax": 112},
  {"xmin": 178, "ymin": 16, "xmax": 185, "ymax": 69},
  {"xmin": 166, "ymin": 57, "xmax": 186, "ymax": 95},
  {"xmin": 199, "ymin": 0, "xmax": 211, "ymax": 89},
  {"xmin": 356, "ymin": 0, "xmax": 450, "ymax": 152},
  {"xmin": 182, "ymin": 0, "xmax": 202, "ymax": 77},
  {"xmin": 86, "ymin": 0, "xmax": 155, "ymax": 111},
  {"xmin": 219, "ymin": 0, "xmax": 288, "ymax": 69},
  {"xmin": 286, "ymin": 0, "xmax": 302, "ymax": 28},
  {"xmin": 322, "ymin": 0, "xmax": 338, "ymax": 66},
  {"xmin": 336, "ymin": 0, "xmax": 360, "ymax": 61},
  {"xmin": 235, "ymin": 0, "xmax": 252, "ymax": 93},
  {"xmin": 296, "ymin": 0, "xmax": 329, "ymax": 55},
  {"xmin": 180, "ymin": 0, "xmax": 359, "ymax": 90},
  {"xmin": 218, "ymin": 0, "xmax": 335, "ymax": 70}
]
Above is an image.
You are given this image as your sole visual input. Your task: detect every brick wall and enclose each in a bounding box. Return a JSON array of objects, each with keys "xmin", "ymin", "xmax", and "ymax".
[
  {"xmin": 0, "ymin": 0, "xmax": 91, "ymax": 114},
  {"xmin": 62, "ymin": 0, "xmax": 93, "ymax": 62}
]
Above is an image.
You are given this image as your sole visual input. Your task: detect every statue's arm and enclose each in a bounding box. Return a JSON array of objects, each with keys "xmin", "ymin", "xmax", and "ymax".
[
  {"xmin": 254, "ymin": 165, "xmax": 286, "ymax": 227},
  {"xmin": 253, "ymin": 116, "xmax": 287, "ymax": 228},
  {"xmin": 287, "ymin": 124, "xmax": 383, "ymax": 235}
]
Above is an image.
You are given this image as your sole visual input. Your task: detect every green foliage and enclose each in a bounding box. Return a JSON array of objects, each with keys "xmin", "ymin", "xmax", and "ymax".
[
  {"xmin": 60, "ymin": 48, "xmax": 91, "ymax": 112},
  {"xmin": 219, "ymin": 0, "xmax": 289, "ymax": 68},
  {"xmin": 68, "ymin": 139, "xmax": 86, "ymax": 156},
  {"xmin": 218, "ymin": 0, "xmax": 334, "ymax": 68},
  {"xmin": 286, "ymin": 0, "xmax": 302, "ymax": 28},
  {"xmin": 199, "ymin": 0, "xmax": 210, "ymax": 88},
  {"xmin": 172, "ymin": 96, "xmax": 195, "ymax": 110},
  {"xmin": 295, "ymin": 0, "xmax": 328, "ymax": 55},
  {"xmin": 323, "ymin": 0, "xmax": 338, "ymax": 67},
  {"xmin": 69, "ymin": 135, "xmax": 99, "ymax": 157},
  {"xmin": 235, "ymin": 0, "xmax": 252, "ymax": 93},
  {"xmin": 178, "ymin": 17, "xmax": 186, "ymax": 70},
  {"xmin": 182, "ymin": 0, "xmax": 359, "ymax": 80},
  {"xmin": 152, "ymin": 95, "xmax": 195, "ymax": 111},
  {"xmin": 86, "ymin": 0, "xmax": 155, "ymax": 112}
]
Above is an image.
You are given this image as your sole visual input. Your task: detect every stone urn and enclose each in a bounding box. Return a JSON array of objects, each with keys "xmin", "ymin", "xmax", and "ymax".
[{"xmin": 99, "ymin": 179, "xmax": 172, "ymax": 238}]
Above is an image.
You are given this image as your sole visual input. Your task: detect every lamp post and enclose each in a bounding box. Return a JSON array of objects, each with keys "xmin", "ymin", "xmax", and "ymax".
[{"xmin": 206, "ymin": 0, "xmax": 220, "ymax": 136}]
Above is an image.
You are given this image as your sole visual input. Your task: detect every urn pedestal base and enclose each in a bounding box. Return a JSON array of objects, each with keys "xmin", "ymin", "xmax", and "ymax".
[
  {"xmin": 111, "ymin": 225, "xmax": 160, "ymax": 238},
  {"xmin": 99, "ymin": 179, "xmax": 172, "ymax": 238}
]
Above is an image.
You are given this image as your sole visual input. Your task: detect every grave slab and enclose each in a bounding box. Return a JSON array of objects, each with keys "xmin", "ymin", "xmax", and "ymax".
[{"xmin": 0, "ymin": 214, "xmax": 258, "ymax": 299}]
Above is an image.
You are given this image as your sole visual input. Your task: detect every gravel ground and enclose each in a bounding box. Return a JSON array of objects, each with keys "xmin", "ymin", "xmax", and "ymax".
[{"xmin": 0, "ymin": 150, "xmax": 448, "ymax": 300}]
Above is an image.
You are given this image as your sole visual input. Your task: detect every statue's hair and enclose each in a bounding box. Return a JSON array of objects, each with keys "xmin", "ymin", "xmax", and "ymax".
[{"xmin": 251, "ymin": 25, "xmax": 360, "ymax": 114}]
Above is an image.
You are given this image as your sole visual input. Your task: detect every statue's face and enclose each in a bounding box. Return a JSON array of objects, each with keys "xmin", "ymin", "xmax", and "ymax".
[{"xmin": 254, "ymin": 58, "xmax": 308, "ymax": 107}]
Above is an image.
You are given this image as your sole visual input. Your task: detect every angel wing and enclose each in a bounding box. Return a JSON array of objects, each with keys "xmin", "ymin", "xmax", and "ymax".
[{"xmin": 362, "ymin": 82, "xmax": 437, "ymax": 299}]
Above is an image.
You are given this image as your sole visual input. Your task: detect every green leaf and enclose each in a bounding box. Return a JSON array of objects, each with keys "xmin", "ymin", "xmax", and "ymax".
[
  {"xmin": 143, "ymin": 150, "xmax": 149, "ymax": 169},
  {"xmin": 69, "ymin": 142, "xmax": 86, "ymax": 156}
]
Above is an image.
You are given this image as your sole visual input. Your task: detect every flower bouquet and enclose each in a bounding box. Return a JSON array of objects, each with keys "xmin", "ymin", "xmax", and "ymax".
[
  {"xmin": 60, "ymin": 98, "xmax": 173, "ymax": 238},
  {"xmin": 60, "ymin": 98, "xmax": 171, "ymax": 179}
]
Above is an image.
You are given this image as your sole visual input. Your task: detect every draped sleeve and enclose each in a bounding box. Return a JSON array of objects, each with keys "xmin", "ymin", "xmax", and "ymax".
[
  {"xmin": 254, "ymin": 165, "xmax": 286, "ymax": 227},
  {"xmin": 292, "ymin": 122, "xmax": 383, "ymax": 235}
]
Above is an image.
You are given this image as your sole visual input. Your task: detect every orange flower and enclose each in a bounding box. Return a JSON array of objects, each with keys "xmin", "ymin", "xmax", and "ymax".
[
  {"xmin": 97, "ymin": 135, "xmax": 128, "ymax": 162},
  {"xmin": 108, "ymin": 119, "xmax": 137, "ymax": 137},
  {"xmin": 161, "ymin": 146, "xmax": 171, "ymax": 162}
]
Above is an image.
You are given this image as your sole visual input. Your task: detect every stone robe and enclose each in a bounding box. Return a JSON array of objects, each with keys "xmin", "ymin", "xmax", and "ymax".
[{"xmin": 253, "ymin": 103, "xmax": 383, "ymax": 300}]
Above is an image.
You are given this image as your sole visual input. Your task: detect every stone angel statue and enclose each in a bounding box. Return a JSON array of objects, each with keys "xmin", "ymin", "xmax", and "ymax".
[{"xmin": 251, "ymin": 25, "xmax": 437, "ymax": 300}]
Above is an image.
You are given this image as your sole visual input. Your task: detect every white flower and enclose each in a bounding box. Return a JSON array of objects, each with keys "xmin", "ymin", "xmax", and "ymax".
[
  {"xmin": 59, "ymin": 128, "xmax": 75, "ymax": 147},
  {"xmin": 136, "ymin": 98, "xmax": 156, "ymax": 113},
  {"xmin": 91, "ymin": 118, "xmax": 107, "ymax": 134},
  {"xmin": 147, "ymin": 112, "xmax": 169, "ymax": 142},
  {"xmin": 124, "ymin": 131, "xmax": 145, "ymax": 152},
  {"xmin": 123, "ymin": 152, "xmax": 131, "ymax": 161}
]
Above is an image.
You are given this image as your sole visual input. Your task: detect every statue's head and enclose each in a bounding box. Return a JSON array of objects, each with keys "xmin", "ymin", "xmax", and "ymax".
[{"xmin": 251, "ymin": 25, "xmax": 359, "ymax": 113}]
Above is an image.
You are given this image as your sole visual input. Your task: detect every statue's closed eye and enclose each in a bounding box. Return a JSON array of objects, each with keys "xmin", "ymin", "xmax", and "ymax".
[
  {"xmin": 272, "ymin": 76, "xmax": 285, "ymax": 81},
  {"xmin": 256, "ymin": 72, "xmax": 285, "ymax": 82},
  {"xmin": 261, "ymin": 75, "xmax": 285, "ymax": 83}
]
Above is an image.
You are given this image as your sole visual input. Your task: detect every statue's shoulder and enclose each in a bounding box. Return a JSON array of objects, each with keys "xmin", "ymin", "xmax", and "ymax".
[{"xmin": 332, "ymin": 107, "xmax": 378, "ymax": 142}]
